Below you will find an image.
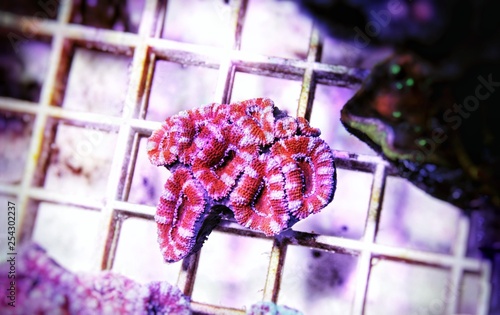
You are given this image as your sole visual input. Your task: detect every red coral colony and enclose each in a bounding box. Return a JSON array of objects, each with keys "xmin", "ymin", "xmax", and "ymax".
[{"xmin": 147, "ymin": 98, "xmax": 337, "ymax": 262}]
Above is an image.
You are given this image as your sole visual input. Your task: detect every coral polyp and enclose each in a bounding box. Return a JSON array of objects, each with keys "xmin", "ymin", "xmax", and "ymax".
[{"xmin": 148, "ymin": 98, "xmax": 336, "ymax": 262}]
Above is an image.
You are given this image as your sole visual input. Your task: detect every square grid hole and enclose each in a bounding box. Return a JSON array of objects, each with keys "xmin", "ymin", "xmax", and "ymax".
[
  {"xmin": 0, "ymin": 111, "xmax": 35, "ymax": 184},
  {"xmin": 62, "ymin": 47, "xmax": 133, "ymax": 116},
  {"xmin": 146, "ymin": 59, "xmax": 219, "ymax": 121},
  {"xmin": 0, "ymin": 35, "xmax": 52, "ymax": 102},
  {"xmin": 41, "ymin": 121, "xmax": 119, "ymax": 201}
]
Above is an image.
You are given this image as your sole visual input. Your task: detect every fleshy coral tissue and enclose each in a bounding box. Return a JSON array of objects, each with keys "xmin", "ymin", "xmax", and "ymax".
[{"xmin": 147, "ymin": 98, "xmax": 337, "ymax": 262}]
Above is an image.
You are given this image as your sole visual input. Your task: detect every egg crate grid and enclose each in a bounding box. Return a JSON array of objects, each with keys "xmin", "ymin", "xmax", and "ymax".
[{"xmin": 0, "ymin": 0, "xmax": 493, "ymax": 314}]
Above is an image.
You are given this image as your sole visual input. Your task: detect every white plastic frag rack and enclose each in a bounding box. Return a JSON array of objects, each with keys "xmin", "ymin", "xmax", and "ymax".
[{"xmin": 0, "ymin": 0, "xmax": 492, "ymax": 314}]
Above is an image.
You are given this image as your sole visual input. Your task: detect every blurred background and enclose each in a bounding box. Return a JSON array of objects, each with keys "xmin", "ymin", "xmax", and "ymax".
[{"xmin": 0, "ymin": 0, "xmax": 496, "ymax": 314}]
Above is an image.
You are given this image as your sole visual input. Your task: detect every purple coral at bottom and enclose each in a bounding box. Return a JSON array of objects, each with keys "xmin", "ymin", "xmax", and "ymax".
[
  {"xmin": 247, "ymin": 301, "xmax": 304, "ymax": 315},
  {"xmin": 0, "ymin": 242, "xmax": 191, "ymax": 315}
]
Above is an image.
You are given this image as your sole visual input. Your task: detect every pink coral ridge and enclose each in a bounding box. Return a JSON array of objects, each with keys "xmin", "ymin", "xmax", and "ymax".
[
  {"xmin": 148, "ymin": 98, "xmax": 336, "ymax": 262},
  {"xmin": 0, "ymin": 242, "xmax": 191, "ymax": 315}
]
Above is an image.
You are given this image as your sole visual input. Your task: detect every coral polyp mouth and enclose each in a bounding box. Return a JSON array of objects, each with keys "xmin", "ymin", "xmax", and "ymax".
[
  {"xmin": 295, "ymin": 156, "xmax": 313, "ymax": 196},
  {"xmin": 147, "ymin": 98, "xmax": 336, "ymax": 262}
]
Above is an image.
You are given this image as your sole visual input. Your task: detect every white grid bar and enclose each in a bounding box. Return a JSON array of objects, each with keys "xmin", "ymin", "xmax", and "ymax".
[
  {"xmin": 262, "ymin": 238, "xmax": 288, "ymax": 302},
  {"xmin": 351, "ymin": 163, "xmax": 386, "ymax": 315},
  {"xmin": 14, "ymin": 0, "xmax": 74, "ymax": 243},
  {"xmin": 96, "ymin": 40, "xmax": 150, "ymax": 270},
  {"xmin": 297, "ymin": 27, "xmax": 321, "ymax": 119}
]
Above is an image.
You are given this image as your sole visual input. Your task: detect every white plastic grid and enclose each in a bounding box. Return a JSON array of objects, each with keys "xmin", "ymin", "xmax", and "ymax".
[{"xmin": 0, "ymin": 0, "xmax": 492, "ymax": 314}]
